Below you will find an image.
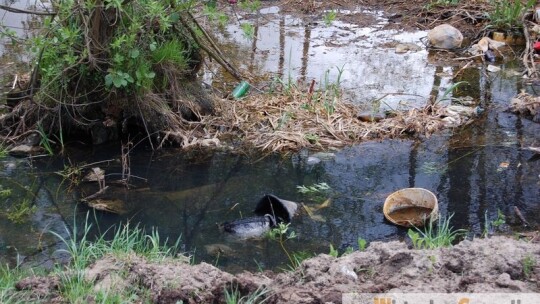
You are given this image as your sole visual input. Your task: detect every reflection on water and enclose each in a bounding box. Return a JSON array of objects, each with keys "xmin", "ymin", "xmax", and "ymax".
[{"xmin": 204, "ymin": 7, "xmax": 433, "ymax": 110}]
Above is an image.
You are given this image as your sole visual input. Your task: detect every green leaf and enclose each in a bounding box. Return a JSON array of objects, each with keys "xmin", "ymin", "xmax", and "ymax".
[
  {"xmin": 130, "ymin": 49, "xmax": 140, "ymax": 59},
  {"xmin": 105, "ymin": 74, "xmax": 113, "ymax": 87}
]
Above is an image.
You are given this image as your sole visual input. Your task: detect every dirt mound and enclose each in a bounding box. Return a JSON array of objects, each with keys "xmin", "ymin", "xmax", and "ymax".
[{"xmin": 14, "ymin": 236, "xmax": 540, "ymax": 303}]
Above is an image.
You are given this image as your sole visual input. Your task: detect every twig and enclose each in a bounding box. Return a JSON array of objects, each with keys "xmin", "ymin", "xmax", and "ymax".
[
  {"xmin": 514, "ymin": 206, "xmax": 531, "ymax": 227},
  {"xmin": 522, "ymin": 12, "xmax": 537, "ymax": 77},
  {"xmin": 179, "ymin": 13, "xmax": 243, "ymax": 80},
  {"xmin": 0, "ymin": 4, "xmax": 55, "ymax": 16},
  {"xmin": 81, "ymin": 186, "xmax": 109, "ymax": 202}
]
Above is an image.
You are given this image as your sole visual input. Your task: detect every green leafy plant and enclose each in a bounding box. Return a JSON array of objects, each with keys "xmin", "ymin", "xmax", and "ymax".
[
  {"xmin": 482, "ymin": 209, "xmax": 506, "ymax": 237},
  {"xmin": 488, "ymin": 0, "xmax": 535, "ymax": 30},
  {"xmin": 324, "ymin": 10, "xmax": 337, "ymax": 26},
  {"xmin": 522, "ymin": 255, "xmax": 536, "ymax": 278},
  {"xmin": 0, "ymin": 144, "xmax": 8, "ymax": 158},
  {"xmin": 241, "ymin": 23, "xmax": 255, "ymax": 40},
  {"xmin": 239, "ymin": 0, "xmax": 261, "ymax": 13},
  {"xmin": 7, "ymin": 199, "xmax": 36, "ymax": 224},
  {"xmin": 408, "ymin": 214, "xmax": 467, "ymax": 249},
  {"xmin": 491, "ymin": 209, "xmax": 506, "ymax": 227},
  {"xmin": 358, "ymin": 238, "xmax": 367, "ymax": 251},
  {"xmin": 266, "ymin": 223, "xmax": 299, "ymax": 269},
  {"xmin": 329, "ymin": 244, "xmax": 339, "ymax": 258}
]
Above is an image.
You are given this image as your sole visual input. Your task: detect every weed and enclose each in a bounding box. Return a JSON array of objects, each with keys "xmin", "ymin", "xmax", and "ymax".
[
  {"xmin": 266, "ymin": 223, "xmax": 298, "ymax": 269},
  {"xmin": 329, "ymin": 244, "xmax": 339, "ymax": 258},
  {"xmin": 356, "ymin": 267, "xmax": 375, "ymax": 278},
  {"xmin": 0, "ymin": 264, "xmax": 31, "ymax": 303},
  {"xmin": 522, "ymin": 255, "xmax": 536, "ymax": 278},
  {"xmin": 241, "ymin": 23, "xmax": 255, "ymax": 40},
  {"xmin": 427, "ymin": 0, "xmax": 459, "ymax": 8},
  {"xmin": 36, "ymin": 123, "xmax": 54, "ymax": 155},
  {"xmin": 358, "ymin": 238, "xmax": 367, "ymax": 251},
  {"xmin": 224, "ymin": 284, "xmax": 270, "ymax": 304},
  {"xmin": 488, "ymin": 0, "xmax": 535, "ymax": 30},
  {"xmin": 304, "ymin": 133, "xmax": 319, "ymax": 144},
  {"xmin": 482, "ymin": 209, "xmax": 506, "ymax": 237},
  {"xmin": 343, "ymin": 246, "xmax": 354, "ymax": 255},
  {"xmin": 239, "ymin": 0, "xmax": 261, "ymax": 13},
  {"xmin": 324, "ymin": 10, "xmax": 337, "ymax": 26},
  {"xmin": 0, "ymin": 186, "xmax": 12, "ymax": 198},
  {"xmin": 203, "ymin": 3, "xmax": 229, "ymax": 27},
  {"xmin": 433, "ymin": 81, "xmax": 468, "ymax": 106},
  {"xmin": 297, "ymin": 182, "xmax": 331, "ymax": 195},
  {"xmin": 492, "ymin": 209, "xmax": 506, "ymax": 227},
  {"xmin": 277, "ymin": 111, "xmax": 292, "ymax": 130},
  {"xmin": 0, "ymin": 144, "xmax": 8, "ymax": 158},
  {"xmin": 408, "ymin": 214, "xmax": 467, "ymax": 249},
  {"xmin": 7, "ymin": 199, "xmax": 36, "ymax": 224}
]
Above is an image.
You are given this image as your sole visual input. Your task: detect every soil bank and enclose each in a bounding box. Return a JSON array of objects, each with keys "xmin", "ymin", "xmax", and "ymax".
[{"xmin": 15, "ymin": 236, "xmax": 540, "ymax": 303}]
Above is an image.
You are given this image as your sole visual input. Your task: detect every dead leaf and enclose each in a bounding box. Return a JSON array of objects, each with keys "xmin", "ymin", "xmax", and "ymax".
[{"xmin": 84, "ymin": 167, "xmax": 105, "ymax": 182}]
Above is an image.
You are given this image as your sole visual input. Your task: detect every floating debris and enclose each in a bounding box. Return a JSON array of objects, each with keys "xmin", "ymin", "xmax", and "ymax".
[{"xmin": 86, "ymin": 198, "xmax": 128, "ymax": 215}]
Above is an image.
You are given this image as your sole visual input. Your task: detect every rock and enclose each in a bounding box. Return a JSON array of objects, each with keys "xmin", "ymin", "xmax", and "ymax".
[
  {"xmin": 357, "ymin": 111, "xmax": 386, "ymax": 122},
  {"xmin": 8, "ymin": 144, "xmax": 42, "ymax": 157},
  {"xmin": 427, "ymin": 24, "xmax": 463, "ymax": 49},
  {"xmin": 395, "ymin": 43, "xmax": 422, "ymax": 54},
  {"xmin": 307, "ymin": 156, "xmax": 321, "ymax": 165},
  {"xmin": 487, "ymin": 65, "xmax": 501, "ymax": 73},
  {"xmin": 310, "ymin": 152, "xmax": 336, "ymax": 161}
]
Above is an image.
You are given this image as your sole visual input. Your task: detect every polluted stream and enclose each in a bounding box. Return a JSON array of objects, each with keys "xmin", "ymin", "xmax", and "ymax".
[{"xmin": 1, "ymin": 4, "xmax": 540, "ymax": 273}]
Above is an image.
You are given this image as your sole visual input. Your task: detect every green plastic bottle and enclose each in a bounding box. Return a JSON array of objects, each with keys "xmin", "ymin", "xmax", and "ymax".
[{"xmin": 231, "ymin": 81, "xmax": 250, "ymax": 99}]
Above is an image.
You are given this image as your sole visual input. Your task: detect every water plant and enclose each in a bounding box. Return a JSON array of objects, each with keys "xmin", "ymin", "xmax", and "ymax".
[
  {"xmin": 6, "ymin": 199, "xmax": 36, "ymax": 224},
  {"xmin": 266, "ymin": 223, "xmax": 299, "ymax": 269},
  {"xmin": 296, "ymin": 182, "xmax": 331, "ymax": 195},
  {"xmin": 433, "ymin": 81, "xmax": 468, "ymax": 106},
  {"xmin": 408, "ymin": 214, "xmax": 467, "ymax": 249},
  {"xmin": 36, "ymin": 123, "xmax": 54, "ymax": 155}
]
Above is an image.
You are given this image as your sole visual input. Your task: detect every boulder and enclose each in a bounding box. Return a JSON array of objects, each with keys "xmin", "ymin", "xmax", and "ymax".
[{"xmin": 427, "ymin": 24, "xmax": 463, "ymax": 49}]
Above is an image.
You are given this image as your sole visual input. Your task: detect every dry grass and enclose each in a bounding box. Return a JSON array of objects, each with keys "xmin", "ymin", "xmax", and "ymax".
[{"xmin": 179, "ymin": 87, "xmax": 451, "ymax": 153}]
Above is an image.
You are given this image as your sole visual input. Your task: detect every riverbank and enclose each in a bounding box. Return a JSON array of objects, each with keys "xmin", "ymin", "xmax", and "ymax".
[{"xmin": 6, "ymin": 235, "xmax": 539, "ymax": 303}]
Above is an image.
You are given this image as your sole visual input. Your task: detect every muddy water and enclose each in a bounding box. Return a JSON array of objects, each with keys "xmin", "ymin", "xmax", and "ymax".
[{"xmin": 1, "ymin": 4, "xmax": 540, "ymax": 272}]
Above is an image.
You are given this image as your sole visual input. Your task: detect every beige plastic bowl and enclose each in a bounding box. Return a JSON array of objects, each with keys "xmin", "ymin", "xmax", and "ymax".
[{"xmin": 383, "ymin": 188, "xmax": 439, "ymax": 227}]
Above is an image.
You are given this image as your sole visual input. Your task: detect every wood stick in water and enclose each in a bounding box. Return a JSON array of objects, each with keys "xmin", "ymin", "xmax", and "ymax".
[{"xmin": 514, "ymin": 206, "xmax": 530, "ymax": 227}]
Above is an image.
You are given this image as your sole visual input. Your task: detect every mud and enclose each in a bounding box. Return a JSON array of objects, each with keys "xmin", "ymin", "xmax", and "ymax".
[{"xmin": 14, "ymin": 236, "xmax": 540, "ymax": 303}]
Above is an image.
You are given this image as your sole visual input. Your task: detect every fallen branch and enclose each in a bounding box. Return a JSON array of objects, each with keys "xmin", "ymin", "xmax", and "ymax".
[{"xmin": 0, "ymin": 4, "xmax": 55, "ymax": 16}]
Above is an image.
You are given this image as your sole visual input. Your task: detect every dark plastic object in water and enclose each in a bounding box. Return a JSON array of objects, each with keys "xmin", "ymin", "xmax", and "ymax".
[
  {"xmin": 223, "ymin": 214, "xmax": 276, "ymax": 238},
  {"xmin": 484, "ymin": 49, "xmax": 496, "ymax": 63},
  {"xmin": 223, "ymin": 194, "xmax": 298, "ymax": 237},
  {"xmin": 254, "ymin": 194, "xmax": 298, "ymax": 222}
]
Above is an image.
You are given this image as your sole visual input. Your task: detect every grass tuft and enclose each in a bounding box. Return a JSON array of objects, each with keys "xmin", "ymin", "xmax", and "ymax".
[{"xmin": 408, "ymin": 214, "xmax": 467, "ymax": 249}]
